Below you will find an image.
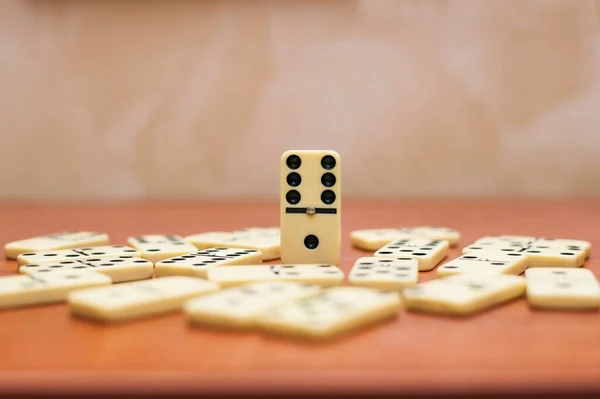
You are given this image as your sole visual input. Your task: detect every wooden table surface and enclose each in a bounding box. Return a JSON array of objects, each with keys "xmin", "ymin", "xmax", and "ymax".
[{"xmin": 0, "ymin": 199, "xmax": 599, "ymax": 397}]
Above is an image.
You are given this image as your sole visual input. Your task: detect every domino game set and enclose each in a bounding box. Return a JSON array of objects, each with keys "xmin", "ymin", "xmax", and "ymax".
[{"xmin": 1, "ymin": 150, "xmax": 597, "ymax": 341}]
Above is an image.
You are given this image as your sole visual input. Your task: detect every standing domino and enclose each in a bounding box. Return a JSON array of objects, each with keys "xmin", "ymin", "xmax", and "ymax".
[
  {"xmin": 127, "ymin": 235, "xmax": 197, "ymax": 263},
  {"xmin": 5, "ymin": 232, "xmax": 109, "ymax": 259},
  {"xmin": 375, "ymin": 239, "xmax": 448, "ymax": 271},
  {"xmin": 525, "ymin": 268, "xmax": 600, "ymax": 310},
  {"xmin": 0, "ymin": 271, "xmax": 111, "ymax": 309},
  {"xmin": 20, "ymin": 256, "xmax": 154, "ymax": 283},
  {"xmin": 154, "ymin": 248, "xmax": 263, "ymax": 278},
  {"xmin": 348, "ymin": 257, "xmax": 419, "ymax": 290},
  {"xmin": 184, "ymin": 281, "xmax": 322, "ymax": 329},
  {"xmin": 280, "ymin": 150, "xmax": 341, "ymax": 265},
  {"xmin": 258, "ymin": 286, "xmax": 401, "ymax": 340},
  {"xmin": 68, "ymin": 276, "xmax": 220, "ymax": 323},
  {"xmin": 17, "ymin": 245, "xmax": 140, "ymax": 266},
  {"xmin": 207, "ymin": 264, "xmax": 344, "ymax": 288}
]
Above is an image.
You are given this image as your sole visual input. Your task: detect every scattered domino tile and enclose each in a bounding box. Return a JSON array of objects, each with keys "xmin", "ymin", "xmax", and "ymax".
[
  {"xmin": 436, "ymin": 251, "xmax": 528, "ymax": 277},
  {"xmin": 5, "ymin": 232, "xmax": 109, "ymax": 259},
  {"xmin": 127, "ymin": 234, "xmax": 197, "ymax": 263},
  {"xmin": 258, "ymin": 286, "xmax": 401, "ymax": 340},
  {"xmin": 20, "ymin": 256, "xmax": 153, "ymax": 283},
  {"xmin": 350, "ymin": 229, "xmax": 424, "ymax": 252},
  {"xmin": 402, "ymin": 274, "xmax": 526, "ymax": 316},
  {"xmin": 185, "ymin": 227, "xmax": 280, "ymax": 261},
  {"xmin": 462, "ymin": 242, "xmax": 528, "ymax": 254},
  {"xmin": 522, "ymin": 246, "xmax": 586, "ymax": 268},
  {"xmin": 183, "ymin": 281, "xmax": 322, "ymax": 329},
  {"xmin": 154, "ymin": 248, "xmax": 263, "ymax": 278},
  {"xmin": 525, "ymin": 268, "xmax": 600, "ymax": 310},
  {"xmin": 529, "ymin": 238, "xmax": 591, "ymax": 259},
  {"xmin": 280, "ymin": 150, "xmax": 342, "ymax": 266},
  {"xmin": 68, "ymin": 276, "xmax": 220, "ymax": 323},
  {"xmin": 348, "ymin": 257, "xmax": 419, "ymax": 290},
  {"xmin": 0, "ymin": 271, "xmax": 112, "ymax": 310},
  {"xmin": 350, "ymin": 227, "xmax": 460, "ymax": 251},
  {"xmin": 16, "ymin": 245, "xmax": 140, "ymax": 266},
  {"xmin": 407, "ymin": 227, "xmax": 461, "ymax": 246},
  {"xmin": 474, "ymin": 235, "xmax": 536, "ymax": 245},
  {"xmin": 464, "ymin": 236, "xmax": 591, "ymax": 260},
  {"xmin": 206, "ymin": 264, "xmax": 345, "ymax": 288},
  {"xmin": 374, "ymin": 239, "xmax": 449, "ymax": 271}
]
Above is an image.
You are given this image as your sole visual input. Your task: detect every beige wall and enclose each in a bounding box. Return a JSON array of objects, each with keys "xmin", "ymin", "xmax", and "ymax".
[{"xmin": 1, "ymin": 0, "xmax": 600, "ymax": 200}]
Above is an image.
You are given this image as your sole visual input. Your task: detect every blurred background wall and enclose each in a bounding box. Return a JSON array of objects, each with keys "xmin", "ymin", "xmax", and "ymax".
[{"xmin": 1, "ymin": 0, "xmax": 599, "ymax": 200}]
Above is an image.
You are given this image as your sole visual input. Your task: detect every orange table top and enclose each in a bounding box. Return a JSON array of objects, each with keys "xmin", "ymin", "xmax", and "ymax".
[{"xmin": 0, "ymin": 199, "xmax": 599, "ymax": 397}]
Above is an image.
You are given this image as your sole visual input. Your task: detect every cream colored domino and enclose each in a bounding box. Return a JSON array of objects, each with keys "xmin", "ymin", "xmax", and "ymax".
[
  {"xmin": 350, "ymin": 229, "xmax": 426, "ymax": 252},
  {"xmin": 0, "ymin": 271, "xmax": 111, "ymax": 309},
  {"xmin": 474, "ymin": 235, "xmax": 536, "ymax": 245},
  {"xmin": 243, "ymin": 227, "xmax": 281, "ymax": 235},
  {"xmin": 374, "ymin": 239, "xmax": 448, "ymax": 271},
  {"xmin": 185, "ymin": 227, "xmax": 280, "ymax": 261},
  {"xmin": 350, "ymin": 227, "xmax": 459, "ymax": 252},
  {"xmin": 16, "ymin": 245, "xmax": 140, "ymax": 266},
  {"xmin": 207, "ymin": 264, "xmax": 344, "ymax": 288},
  {"xmin": 525, "ymin": 268, "xmax": 600, "ymax": 310},
  {"xmin": 521, "ymin": 246, "xmax": 586, "ymax": 268},
  {"xmin": 405, "ymin": 227, "xmax": 460, "ymax": 246},
  {"xmin": 437, "ymin": 251, "xmax": 528, "ymax": 277},
  {"xmin": 280, "ymin": 150, "xmax": 341, "ymax": 265},
  {"xmin": 468, "ymin": 236, "xmax": 591, "ymax": 259},
  {"xmin": 529, "ymin": 238, "xmax": 591, "ymax": 258},
  {"xmin": 462, "ymin": 242, "xmax": 528, "ymax": 254},
  {"xmin": 184, "ymin": 281, "xmax": 322, "ymax": 329},
  {"xmin": 127, "ymin": 234, "xmax": 197, "ymax": 263},
  {"xmin": 20, "ymin": 256, "xmax": 153, "ymax": 283},
  {"xmin": 68, "ymin": 276, "xmax": 220, "ymax": 323},
  {"xmin": 5, "ymin": 232, "xmax": 109, "ymax": 259},
  {"xmin": 154, "ymin": 248, "xmax": 263, "ymax": 278},
  {"xmin": 465, "ymin": 235, "xmax": 534, "ymax": 254},
  {"xmin": 348, "ymin": 257, "xmax": 418, "ymax": 290},
  {"xmin": 258, "ymin": 286, "xmax": 401, "ymax": 340},
  {"xmin": 402, "ymin": 273, "xmax": 526, "ymax": 316}
]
